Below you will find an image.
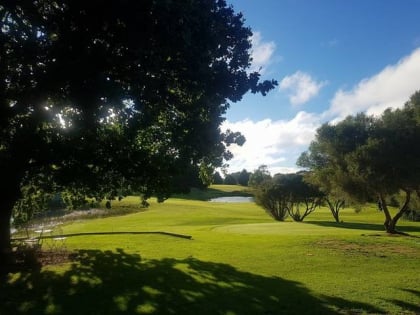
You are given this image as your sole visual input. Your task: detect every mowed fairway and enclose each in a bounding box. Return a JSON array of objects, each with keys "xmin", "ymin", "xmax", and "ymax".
[{"xmin": 3, "ymin": 186, "xmax": 420, "ymax": 315}]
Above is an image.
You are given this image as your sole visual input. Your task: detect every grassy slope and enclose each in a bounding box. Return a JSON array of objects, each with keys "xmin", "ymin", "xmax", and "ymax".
[{"xmin": 3, "ymin": 185, "xmax": 420, "ymax": 315}]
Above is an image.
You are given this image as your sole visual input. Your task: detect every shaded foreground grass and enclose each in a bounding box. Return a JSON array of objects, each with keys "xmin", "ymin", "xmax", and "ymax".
[
  {"xmin": 2, "ymin": 249, "xmax": 384, "ymax": 315},
  {"xmin": 2, "ymin": 185, "xmax": 420, "ymax": 314}
]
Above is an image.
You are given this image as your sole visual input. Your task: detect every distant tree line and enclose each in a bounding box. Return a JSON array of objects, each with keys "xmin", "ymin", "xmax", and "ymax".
[
  {"xmin": 212, "ymin": 165, "xmax": 274, "ymax": 187},
  {"xmin": 212, "ymin": 169, "xmax": 251, "ymax": 186}
]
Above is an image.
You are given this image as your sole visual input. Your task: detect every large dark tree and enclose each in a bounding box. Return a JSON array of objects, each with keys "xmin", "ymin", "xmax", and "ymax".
[
  {"xmin": 0, "ymin": 1, "xmax": 277, "ymax": 265},
  {"xmin": 298, "ymin": 91, "xmax": 420, "ymax": 233}
]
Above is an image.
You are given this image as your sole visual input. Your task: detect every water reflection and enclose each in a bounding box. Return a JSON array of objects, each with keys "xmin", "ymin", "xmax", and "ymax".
[{"xmin": 209, "ymin": 196, "xmax": 254, "ymax": 203}]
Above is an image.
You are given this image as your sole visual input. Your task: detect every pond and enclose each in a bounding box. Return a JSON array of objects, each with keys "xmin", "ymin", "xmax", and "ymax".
[{"xmin": 209, "ymin": 196, "xmax": 254, "ymax": 203}]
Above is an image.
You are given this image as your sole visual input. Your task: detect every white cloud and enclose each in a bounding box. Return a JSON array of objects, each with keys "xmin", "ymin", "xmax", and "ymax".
[
  {"xmin": 223, "ymin": 48, "xmax": 420, "ymax": 176},
  {"xmin": 250, "ymin": 32, "xmax": 276, "ymax": 74},
  {"xmin": 280, "ymin": 71, "xmax": 326, "ymax": 106},
  {"xmin": 222, "ymin": 111, "xmax": 320, "ymax": 175},
  {"xmin": 328, "ymin": 47, "xmax": 420, "ymax": 122}
]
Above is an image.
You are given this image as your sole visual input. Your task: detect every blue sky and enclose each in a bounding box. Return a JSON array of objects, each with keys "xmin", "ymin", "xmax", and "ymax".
[{"xmin": 222, "ymin": 0, "xmax": 420, "ymax": 175}]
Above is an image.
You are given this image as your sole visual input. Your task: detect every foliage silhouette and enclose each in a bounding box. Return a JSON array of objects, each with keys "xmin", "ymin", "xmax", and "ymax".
[
  {"xmin": 1, "ymin": 249, "xmax": 385, "ymax": 314},
  {"xmin": 0, "ymin": 0, "xmax": 277, "ymax": 263}
]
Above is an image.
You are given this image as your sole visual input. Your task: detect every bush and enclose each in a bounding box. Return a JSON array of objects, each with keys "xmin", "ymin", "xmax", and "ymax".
[
  {"xmin": 255, "ymin": 173, "xmax": 323, "ymax": 222},
  {"xmin": 12, "ymin": 186, "xmax": 52, "ymax": 227},
  {"xmin": 287, "ymin": 199, "xmax": 320, "ymax": 222},
  {"xmin": 254, "ymin": 181, "xmax": 289, "ymax": 221}
]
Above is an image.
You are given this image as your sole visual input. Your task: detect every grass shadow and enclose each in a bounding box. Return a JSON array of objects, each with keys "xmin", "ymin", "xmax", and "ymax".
[
  {"xmin": 1, "ymin": 249, "xmax": 385, "ymax": 315},
  {"xmin": 385, "ymin": 289, "xmax": 420, "ymax": 314},
  {"xmin": 304, "ymin": 220, "xmax": 420, "ymax": 234}
]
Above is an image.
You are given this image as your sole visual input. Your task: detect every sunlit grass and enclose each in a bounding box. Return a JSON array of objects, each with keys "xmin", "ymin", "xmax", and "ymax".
[{"xmin": 5, "ymin": 185, "xmax": 420, "ymax": 315}]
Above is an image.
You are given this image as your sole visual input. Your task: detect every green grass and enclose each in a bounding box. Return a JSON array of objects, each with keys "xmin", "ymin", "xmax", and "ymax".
[{"xmin": 3, "ymin": 185, "xmax": 420, "ymax": 315}]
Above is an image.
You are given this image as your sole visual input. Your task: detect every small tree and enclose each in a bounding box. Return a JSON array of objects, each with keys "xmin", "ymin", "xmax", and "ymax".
[
  {"xmin": 297, "ymin": 153, "xmax": 346, "ymax": 223},
  {"xmin": 254, "ymin": 180, "xmax": 289, "ymax": 221},
  {"xmin": 323, "ymin": 198, "xmax": 345, "ymax": 223},
  {"xmin": 248, "ymin": 165, "xmax": 271, "ymax": 187},
  {"xmin": 255, "ymin": 172, "xmax": 322, "ymax": 222},
  {"xmin": 199, "ymin": 159, "xmax": 215, "ymax": 187},
  {"xmin": 274, "ymin": 173, "xmax": 323, "ymax": 222}
]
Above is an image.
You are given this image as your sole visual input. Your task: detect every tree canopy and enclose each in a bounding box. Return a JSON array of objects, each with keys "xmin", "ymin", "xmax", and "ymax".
[
  {"xmin": 298, "ymin": 91, "xmax": 420, "ymax": 233},
  {"xmin": 248, "ymin": 165, "xmax": 271, "ymax": 187},
  {"xmin": 0, "ymin": 0, "xmax": 277, "ymax": 265},
  {"xmin": 255, "ymin": 172, "xmax": 322, "ymax": 222}
]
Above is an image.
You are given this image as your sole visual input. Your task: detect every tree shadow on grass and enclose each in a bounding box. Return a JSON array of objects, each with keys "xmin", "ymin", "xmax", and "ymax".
[
  {"xmin": 1, "ymin": 249, "xmax": 385, "ymax": 315},
  {"xmin": 304, "ymin": 221, "xmax": 420, "ymax": 234},
  {"xmin": 384, "ymin": 289, "xmax": 420, "ymax": 314}
]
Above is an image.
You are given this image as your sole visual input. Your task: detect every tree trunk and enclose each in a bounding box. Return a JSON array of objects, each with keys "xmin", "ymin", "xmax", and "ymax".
[
  {"xmin": 0, "ymin": 174, "xmax": 22, "ymax": 274},
  {"xmin": 389, "ymin": 190, "xmax": 411, "ymax": 234},
  {"xmin": 380, "ymin": 191, "xmax": 411, "ymax": 234},
  {"xmin": 379, "ymin": 193, "xmax": 392, "ymax": 232},
  {"xmin": 325, "ymin": 198, "xmax": 344, "ymax": 223},
  {"xmin": 0, "ymin": 194, "xmax": 19, "ymax": 274}
]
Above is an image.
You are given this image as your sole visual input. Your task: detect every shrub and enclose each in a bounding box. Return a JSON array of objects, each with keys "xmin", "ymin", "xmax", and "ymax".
[
  {"xmin": 254, "ymin": 181, "xmax": 289, "ymax": 221},
  {"xmin": 287, "ymin": 198, "xmax": 321, "ymax": 222}
]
